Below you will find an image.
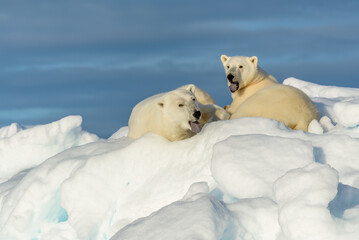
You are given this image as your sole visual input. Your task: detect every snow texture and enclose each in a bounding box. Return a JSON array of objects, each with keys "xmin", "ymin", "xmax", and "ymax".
[
  {"xmin": 0, "ymin": 78, "xmax": 359, "ymax": 240},
  {"xmin": 0, "ymin": 116, "xmax": 98, "ymax": 183}
]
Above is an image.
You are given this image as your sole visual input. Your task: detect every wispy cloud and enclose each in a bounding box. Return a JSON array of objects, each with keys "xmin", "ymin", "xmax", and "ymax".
[{"xmin": 0, "ymin": 0, "xmax": 358, "ymax": 137}]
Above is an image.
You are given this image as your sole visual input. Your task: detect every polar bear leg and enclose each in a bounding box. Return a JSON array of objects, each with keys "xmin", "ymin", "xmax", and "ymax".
[
  {"xmin": 198, "ymin": 103, "xmax": 230, "ymax": 126},
  {"xmin": 292, "ymin": 121, "xmax": 309, "ymax": 132},
  {"xmin": 213, "ymin": 106, "xmax": 231, "ymax": 121}
]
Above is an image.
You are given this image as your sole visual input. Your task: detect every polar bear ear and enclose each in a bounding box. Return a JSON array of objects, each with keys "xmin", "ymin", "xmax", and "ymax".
[
  {"xmin": 221, "ymin": 54, "xmax": 229, "ymax": 64},
  {"xmin": 249, "ymin": 56, "xmax": 258, "ymax": 66},
  {"xmin": 183, "ymin": 84, "xmax": 195, "ymax": 94}
]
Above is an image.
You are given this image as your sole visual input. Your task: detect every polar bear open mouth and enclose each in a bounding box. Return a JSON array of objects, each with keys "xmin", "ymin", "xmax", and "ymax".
[
  {"xmin": 229, "ymin": 81, "xmax": 239, "ymax": 93},
  {"xmin": 189, "ymin": 121, "xmax": 202, "ymax": 133}
]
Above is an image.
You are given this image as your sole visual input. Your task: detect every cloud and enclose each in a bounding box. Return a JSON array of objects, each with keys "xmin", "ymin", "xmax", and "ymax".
[{"xmin": 0, "ymin": 0, "xmax": 359, "ymax": 137}]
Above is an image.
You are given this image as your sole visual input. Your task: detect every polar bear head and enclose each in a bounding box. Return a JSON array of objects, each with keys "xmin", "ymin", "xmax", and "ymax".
[
  {"xmin": 157, "ymin": 89, "xmax": 202, "ymax": 133},
  {"xmin": 220, "ymin": 55, "xmax": 258, "ymax": 93}
]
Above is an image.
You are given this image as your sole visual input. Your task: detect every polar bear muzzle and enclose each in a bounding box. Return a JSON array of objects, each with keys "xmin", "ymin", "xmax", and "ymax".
[
  {"xmin": 189, "ymin": 120, "xmax": 202, "ymax": 133},
  {"xmin": 229, "ymin": 82, "xmax": 239, "ymax": 93},
  {"xmin": 193, "ymin": 110, "xmax": 201, "ymax": 120},
  {"xmin": 227, "ymin": 74, "xmax": 239, "ymax": 93},
  {"xmin": 189, "ymin": 110, "xmax": 202, "ymax": 133}
]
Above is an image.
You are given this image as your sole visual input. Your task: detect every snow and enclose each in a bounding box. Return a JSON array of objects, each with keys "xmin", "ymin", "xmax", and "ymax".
[
  {"xmin": 0, "ymin": 116, "xmax": 99, "ymax": 183},
  {"xmin": 212, "ymin": 135, "xmax": 314, "ymax": 200},
  {"xmin": 274, "ymin": 163, "xmax": 338, "ymax": 240},
  {"xmin": 1, "ymin": 77, "xmax": 359, "ymax": 240},
  {"xmin": 284, "ymin": 78, "xmax": 359, "ymax": 129},
  {"xmin": 111, "ymin": 183, "xmax": 231, "ymax": 240},
  {"xmin": 0, "ymin": 123, "xmax": 23, "ymax": 138}
]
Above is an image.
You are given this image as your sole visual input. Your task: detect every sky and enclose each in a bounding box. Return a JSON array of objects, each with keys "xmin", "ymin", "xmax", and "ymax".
[{"xmin": 1, "ymin": 0, "xmax": 359, "ymax": 138}]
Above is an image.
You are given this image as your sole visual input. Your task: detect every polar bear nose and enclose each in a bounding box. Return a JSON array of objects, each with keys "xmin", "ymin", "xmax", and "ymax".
[
  {"xmin": 227, "ymin": 74, "xmax": 234, "ymax": 82},
  {"xmin": 193, "ymin": 110, "xmax": 201, "ymax": 120}
]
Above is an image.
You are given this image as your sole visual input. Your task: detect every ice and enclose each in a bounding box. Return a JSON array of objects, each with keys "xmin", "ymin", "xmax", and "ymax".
[
  {"xmin": 284, "ymin": 77, "xmax": 359, "ymax": 128},
  {"xmin": 311, "ymin": 134, "xmax": 359, "ymax": 188},
  {"xmin": 329, "ymin": 183, "xmax": 359, "ymax": 218},
  {"xmin": 274, "ymin": 163, "xmax": 338, "ymax": 240},
  {"xmin": 211, "ymin": 135, "xmax": 314, "ymax": 199},
  {"xmin": 333, "ymin": 98, "xmax": 359, "ymax": 127},
  {"xmin": 0, "ymin": 115, "xmax": 99, "ymax": 183},
  {"xmin": 228, "ymin": 198, "xmax": 280, "ymax": 240},
  {"xmin": 0, "ymin": 78, "xmax": 359, "ymax": 240},
  {"xmin": 308, "ymin": 119, "xmax": 324, "ymax": 134},
  {"xmin": 0, "ymin": 123, "xmax": 23, "ymax": 138},
  {"xmin": 111, "ymin": 183, "xmax": 231, "ymax": 240},
  {"xmin": 283, "ymin": 77, "xmax": 359, "ymax": 98},
  {"xmin": 108, "ymin": 126, "xmax": 129, "ymax": 140}
]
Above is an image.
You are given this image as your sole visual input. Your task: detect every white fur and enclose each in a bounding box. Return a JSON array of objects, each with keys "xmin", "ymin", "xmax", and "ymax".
[
  {"xmin": 221, "ymin": 55, "xmax": 319, "ymax": 131},
  {"xmin": 128, "ymin": 89, "xmax": 200, "ymax": 141},
  {"xmin": 128, "ymin": 85, "xmax": 230, "ymax": 141},
  {"xmin": 179, "ymin": 84, "xmax": 230, "ymax": 125}
]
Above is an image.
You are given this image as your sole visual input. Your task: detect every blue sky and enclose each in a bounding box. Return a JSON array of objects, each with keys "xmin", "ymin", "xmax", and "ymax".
[{"xmin": 1, "ymin": 0, "xmax": 359, "ymax": 138}]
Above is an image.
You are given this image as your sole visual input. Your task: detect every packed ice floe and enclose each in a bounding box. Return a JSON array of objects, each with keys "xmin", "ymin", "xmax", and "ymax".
[{"xmin": 0, "ymin": 78, "xmax": 359, "ymax": 240}]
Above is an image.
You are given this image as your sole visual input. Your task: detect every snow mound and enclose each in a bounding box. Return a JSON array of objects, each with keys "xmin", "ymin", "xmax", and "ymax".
[
  {"xmin": 228, "ymin": 197, "xmax": 280, "ymax": 240},
  {"xmin": 284, "ymin": 77, "xmax": 359, "ymax": 128},
  {"xmin": 0, "ymin": 78, "xmax": 359, "ymax": 240},
  {"xmin": 108, "ymin": 126, "xmax": 129, "ymax": 140},
  {"xmin": 0, "ymin": 116, "xmax": 99, "ymax": 183},
  {"xmin": 274, "ymin": 163, "xmax": 338, "ymax": 240},
  {"xmin": 0, "ymin": 123, "xmax": 23, "ymax": 138},
  {"xmin": 212, "ymin": 135, "xmax": 314, "ymax": 200},
  {"xmin": 283, "ymin": 77, "xmax": 359, "ymax": 98},
  {"xmin": 111, "ymin": 183, "xmax": 231, "ymax": 240}
]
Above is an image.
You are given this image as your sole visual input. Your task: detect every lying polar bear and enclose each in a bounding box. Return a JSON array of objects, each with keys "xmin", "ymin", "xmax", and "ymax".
[
  {"xmin": 178, "ymin": 84, "xmax": 230, "ymax": 125},
  {"xmin": 128, "ymin": 85, "xmax": 229, "ymax": 141},
  {"xmin": 221, "ymin": 55, "xmax": 319, "ymax": 131}
]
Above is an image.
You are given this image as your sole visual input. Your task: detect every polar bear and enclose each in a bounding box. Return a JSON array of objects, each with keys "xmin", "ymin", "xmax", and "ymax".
[
  {"xmin": 128, "ymin": 89, "xmax": 202, "ymax": 141},
  {"xmin": 128, "ymin": 86, "xmax": 229, "ymax": 141},
  {"xmin": 179, "ymin": 84, "xmax": 230, "ymax": 125},
  {"xmin": 220, "ymin": 55, "xmax": 319, "ymax": 131}
]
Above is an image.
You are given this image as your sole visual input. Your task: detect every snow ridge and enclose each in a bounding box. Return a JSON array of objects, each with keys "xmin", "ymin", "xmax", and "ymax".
[{"xmin": 0, "ymin": 78, "xmax": 359, "ymax": 240}]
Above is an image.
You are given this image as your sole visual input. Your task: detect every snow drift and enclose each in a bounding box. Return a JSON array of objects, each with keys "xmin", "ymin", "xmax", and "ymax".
[
  {"xmin": 0, "ymin": 116, "xmax": 98, "ymax": 183},
  {"xmin": 0, "ymin": 78, "xmax": 359, "ymax": 240}
]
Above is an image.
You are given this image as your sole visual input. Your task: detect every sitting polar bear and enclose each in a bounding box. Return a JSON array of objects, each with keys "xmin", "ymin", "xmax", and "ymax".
[
  {"xmin": 128, "ymin": 85, "xmax": 229, "ymax": 141},
  {"xmin": 221, "ymin": 55, "xmax": 319, "ymax": 131}
]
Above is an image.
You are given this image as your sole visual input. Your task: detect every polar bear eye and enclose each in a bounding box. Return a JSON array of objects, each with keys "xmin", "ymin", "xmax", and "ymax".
[
  {"xmin": 227, "ymin": 66, "xmax": 230, "ymax": 69},
  {"xmin": 178, "ymin": 104, "xmax": 184, "ymax": 107},
  {"xmin": 239, "ymin": 65, "xmax": 243, "ymax": 69},
  {"xmin": 192, "ymin": 98, "xmax": 196, "ymax": 101}
]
